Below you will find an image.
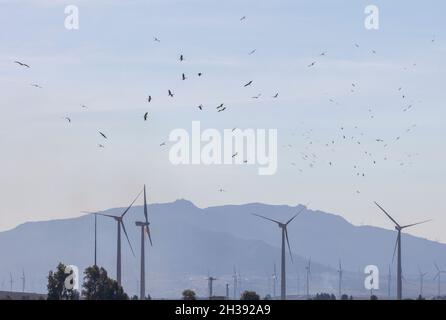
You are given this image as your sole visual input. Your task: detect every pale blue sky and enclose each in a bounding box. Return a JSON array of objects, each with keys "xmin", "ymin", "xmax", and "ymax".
[{"xmin": 0, "ymin": 0, "xmax": 445, "ymax": 242}]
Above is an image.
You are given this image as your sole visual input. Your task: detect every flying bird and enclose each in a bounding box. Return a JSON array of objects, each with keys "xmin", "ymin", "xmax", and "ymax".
[
  {"xmin": 64, "ymin": 117, "xmax": 71, "ymax": 123},
  {"xmin": 244, "ymin": 80, "xmax": 253, "ymax": 87},
  {"xmin": 81, "ymin": 105, "xmax": 88, "ymax": 109},
  {"xmin": 154, "ymin": 37, "xmax": 161, "ymax": 42},
  {"xmin": 198, "ymin": 72, "xmax": 203, "ymax": 77},
  {"xmin": 144, "ymin": 112, "xmax": 149, "ymax": 121},
  {"xmin": 14, "ymin": 61, "xmax": 30, "ymax": 68},
  {"xmin": 198, "ymin": 104, "xmax": 203, "ymax": 110},
  {"xmin": 307, "ymin": 62, "xmax": 316, "ymax": 67},
  {"xmin": 240, "ymin": 16, "xmax": 246, "ymax": 21},
  {"xmin": 320, "ymin": 51, "xmax": 327, "ymax": 56},
  {"xmin": 179, "ymin": 54, "xmax": 184, "ymax": 62},
  {"xmin": 147, "ymin": 95, "xmax": 152, "ymax": 103},
  {"xmin": 232, "ymin": 152, "xmax": 238, "ymax": 158},
  {"xmin": 98, "ymin": 144, "xmax": 105, "ymax": 148},
  {"xmin": 160, "ymin": 142, "xmax": 166, "ymax": 147},
  {"xmin": 217, "ymin": 103, "xmax": 224, "ymax": 109},
  {"xmin": 182, "ymin": 73, "xmax": 187, "ymax": 80},
  {"xmin": 99, "ymin": 132, "xmax": 107, "ymax": 139},
  {"xmin": 273, "ymin": 93, "xmax": 279, "ymax": 98},
  {"xmin": 252, "ymin": 94, "xmax": 261, "ymax": 99},
  {"xmin": 168, "ymin": 90, "xmax": 174, "ymax": 97},
  {"xmin": 218, "ymin": 107, "xmax": 227, "ymax": 112},
  {"xmin": 249, "ymin": 49, "xmax": 257, "ymax": 55},
  {"xmin": 30, "ymin": 83, "xmax": 42, "ymax": 88}
]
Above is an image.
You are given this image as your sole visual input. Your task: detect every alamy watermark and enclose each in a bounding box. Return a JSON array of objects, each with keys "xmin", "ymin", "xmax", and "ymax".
[{"xmin": 168, "ymin": 121, "xmax": 278, "ymax": 175}]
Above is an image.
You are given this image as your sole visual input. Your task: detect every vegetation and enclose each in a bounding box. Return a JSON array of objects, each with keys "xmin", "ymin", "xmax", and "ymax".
[
  {"xmin": 240, "ymin": 291, "xmax": 260, "ymax": 300},
  {"xmin": 82, "ymin": 265, "xmax": 128, "ymax": 300},
  {"xmin": 182, "ymin": 289, "xmax": 197, "ymax": 300},
  {"xmin": 313, "ymin": 293, "xmax": 336, "ymax": 300},
  {"xmin": 47, "ymin": 262, "xmax": 79, "ymax": 300}
]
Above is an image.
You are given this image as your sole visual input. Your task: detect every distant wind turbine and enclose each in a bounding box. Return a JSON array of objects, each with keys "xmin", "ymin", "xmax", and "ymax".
[
  {"xmin": 232, "ymin": 267, "xmax": 238, "ymax": 300},
  {"xmin": 135, "ymin": 185, "xmax": 153, "ymax": 300},
  {"xmin": 81, "ymin": 211, "xmax": 100, "ymax": 266},
  {"xmin": 252, "ymin": 206, "xmax": 305, "ymax": 300},
  {"xmin": 305, "ymin": 258, "xmax": 311, "ymax": 297},
  {"xmin": 374, "ymin": 201, "xmax": 431, "ymax": 300},
  {"xmin": 434, "ymin": 262, "xmax": 446, "ymax": 297},
  {"xmin": 337, "ymin": 259, "xmax": 343, "ymax": 298},
  {"xmin": 97, "ymin": 189, "xmax": 143, "ymax": 285},
  {"xmin": 9, "ymin": 273, "xmax": 13, "ymax": 292},
  {"xmin": 21, "ymin": 269, "xmax": 25, "ymax": 293},
  {"xmin": 207, "ymin": 275, "xmax": 218, "ymax": 299},
  {"xmin": 418, "ymin": 267, "xmax": 428, "ymax": 297}
]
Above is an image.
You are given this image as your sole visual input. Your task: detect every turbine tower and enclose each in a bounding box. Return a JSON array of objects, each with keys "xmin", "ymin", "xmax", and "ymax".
[
  {"xmin": 81, "ymin": 211, "xmax": 100, "ymax": 266},
  {"xmin": 337, "ymin": 259, "xmax": 343, "ymax": 298},
  {"xmin": 418, "ymin": 268, "xmax": 427, "ymax": 297},
  {"xmin": 135, "ymin": 185, "xmax": 153, "ymax": 300},
  {"xmin": 305, "ymin": 258, "xmax": 311, "ymax": 297},
  {"xmin": 434, "ymin": 262, "xmax": 446, "ymax": 297},
  {"xmin": 21, "ymin": 269, "xmax": 25, "ymax": 293},
  {"xmin": 9, "ymin": 273, "xmax": 13, "ymax": 292},
  {"xmin": 98, "ymin": 189, "xmax": 142, "ymax": 285},
  {"xmin": 272, "ymin": 263, "xmax": 277, "ymax": 299},
  {"xmin": 207, "ymin": 276, "xmax": 217, "ymax": 299},
  {"xmin": 252, "ymin": 207, "xmax": 305, "ymax": 300},
  {"xmin": 374, "ymin": 202, "xmax": 430, "ymax": 300},
  {"xmin": 387, "ymin": 265, "xmax": 392, "ymax": 299},
  {"xmin": 232, "ymin": 267, "xmax": 238, "ymax": 300}
]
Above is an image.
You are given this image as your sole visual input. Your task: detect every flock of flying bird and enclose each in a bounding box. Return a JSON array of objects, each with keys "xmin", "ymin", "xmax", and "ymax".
[{"xmin": 12, "ymin": 16, "xmax": 436, "ymax": 197}]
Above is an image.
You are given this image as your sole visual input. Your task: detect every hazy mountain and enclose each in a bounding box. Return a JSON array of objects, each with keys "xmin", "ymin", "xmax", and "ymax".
[{"xmin": 0, "ymin": 200, "xmax": 444, "ymax": 298}]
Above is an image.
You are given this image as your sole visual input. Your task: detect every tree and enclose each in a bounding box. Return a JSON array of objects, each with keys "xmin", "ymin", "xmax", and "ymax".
[
  {"xmin": 341, "ymin": 294, "xmax": 349, "ymax": 300},
  {"xmin": 240, "ymin": 291, "xmax": 260, "ymax": 300},
  {"xmin": 82, "ymin": 265, "xmax": 128, "ymax": 300},
  {"xmin": 370, "ymin": 295, "xmax": 378, "ymax": 300},
  {"xmin": 47, "ymin": 262, "xmax": 79, "ymax": 300},
  {"xmin": 264, "ymin": 294, "xmax": 272, "ymax": 300},
  {"xmin": 313, "ymin": 293, "xmax": 336, "ymax": 300},
  {"xmin": 182, "ymin": 289, "xmax": 197, "ymax": 300}
]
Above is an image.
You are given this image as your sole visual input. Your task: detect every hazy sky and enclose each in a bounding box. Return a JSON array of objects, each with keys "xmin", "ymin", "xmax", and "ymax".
[{"xmin": 0, "ymin": 0, "xmax": 445, "ymax": 242}]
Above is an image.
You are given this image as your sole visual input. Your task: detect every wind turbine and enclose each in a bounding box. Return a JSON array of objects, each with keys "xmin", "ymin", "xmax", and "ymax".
[
  {"xmin": 252, "ymin": 207, "xmax": 305, "ymax": 300},
  {"xmin": 374, "ymin": 202, "xmax": 431, "ymax": 300},
  {"xmin": 135, "ymin": 185, "xmax": 153, "ymax": 300},
  {"xmin": 337, "ymin": 259, "xmax": 343, "ymax": 298},
  {"xmin": 207, "ymin": 275, "xmax": 218, "ymax": 299},
  {"xmin": 9, "ymin": 273, "xmax": 13, "ymax": 292},
  {"xmin": 418, "ymin": 267, "xmax": 428, "ymax": 297},
  {"xmin": 434, "ymin": 262, "xmax": 446, "ymax": 297},
  {"xmin": 97, "ymin": 189, "xmax": 143, "ymax": 285},
  {"xmin": 232, "ymin": 267, "xmax": 238, "ymax": 299},
  {"xmin": 21, "ymin": 269, "xmax": 25, "ymax": 293},
  {"xmin": 305, "ymin": 258, "xmax": 311, "ymax": 297}
]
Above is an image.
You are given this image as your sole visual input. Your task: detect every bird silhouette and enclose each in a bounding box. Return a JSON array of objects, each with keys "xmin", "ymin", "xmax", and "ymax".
[
  {"xmin": 168, "ymin": 90, "xmax": 174, "ymax": 97},
  {"xmin": 14, "ymin": 61, "xmax": 30, "ymax": 68},
  {"xmin": 198, "ymin": 105, "xmax": 203, "ymax": 110},
  {"xmin": 147, "ymin": 95, "xmax": 152, "ymax": 103},
  {"xmin": 99, "ymin": 132, "xmax": 107, "ymax": 139},
  {"xmin": 30, "ymin": 83, "xmax": 42, "ymax": 89},
  {"xmin": 182, "ymin": 73, "xmax": 187, "ymax": 80},
  {"xmin": 179, "ymin": 54, "xmax": 184, "ymax": 62},
  {"xmin": 244, "ymin": 81, "xmax": 253, "ymax": 87},
  {"xmin": 144, "ymin": 112, "xmax": 149, "ymax": 121}
]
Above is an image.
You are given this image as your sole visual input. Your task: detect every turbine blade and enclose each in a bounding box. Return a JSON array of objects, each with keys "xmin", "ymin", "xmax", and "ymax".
[
  {"xmin": 121, "ymin": 189, "xmax": 144, "ymax": 218},
  {"xmin": 285, "ymin": 228, "xmax": 293, "ymax": 263},
  {"xmin": 146, "ymin": 226, "xmax": 153, "ymax": 246},
  {"xmin": 286, "ymin": 206, "xmax": 307, "ymax": 225},
  {"xmin": 391, "ymin": 234, "xmax": 398, "ymax": 263},
  {"xmin": 434, "ymin": 272, "xmax": 439, "ymax": 280},
  {"xmin": 143, "ymin": 185, "xmax": 149, "ymax": 224},
  {"xmin": 374, "ymin": 202, "xmax": 400, "ymax": 227},
  {"xmin": 252, "ymin": 213, "xmax": 281, "ymax": 225},
  {"xmin": 121, "ymin": 221, "xmax": 135, "ymax": 257},
  {"xmin": 435, "ymin": 262, "xmax": 440, "ymax": 272},
  {"xmin": 401, "ymin": 219, "xmax": 431, "ymax": 229},
  {"xmin": 96, "ymin": 213, "xmax": 118, "ymax": 219}
]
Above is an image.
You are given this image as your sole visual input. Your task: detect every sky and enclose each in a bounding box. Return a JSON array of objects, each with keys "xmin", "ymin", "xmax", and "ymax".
[{"xmin": 0, "ymin": 0, "xmax": 445, "ymax": 242}]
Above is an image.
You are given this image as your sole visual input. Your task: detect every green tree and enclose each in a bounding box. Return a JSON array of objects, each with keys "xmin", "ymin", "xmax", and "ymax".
[
  {"xmin": 182, "ymin": 289, "xmax": 197, "ymax": 300},
  {"xmin": 82, "ymin": 265, "xmax": 128, "ymax": 300},
  {"xmin": 47, "ymin": 262, "xmax": 79, "ymax": 300},
  {"xmin": 313, "ymin": 293, "xmax": 336, "ymax": 300},
  {"xmin": 240, "ymin": 291, "xmax": 260, "ymax": 300},
  {"xmin": 340, "ymin": 294, "xmax": 349, "ymax": 300}
]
